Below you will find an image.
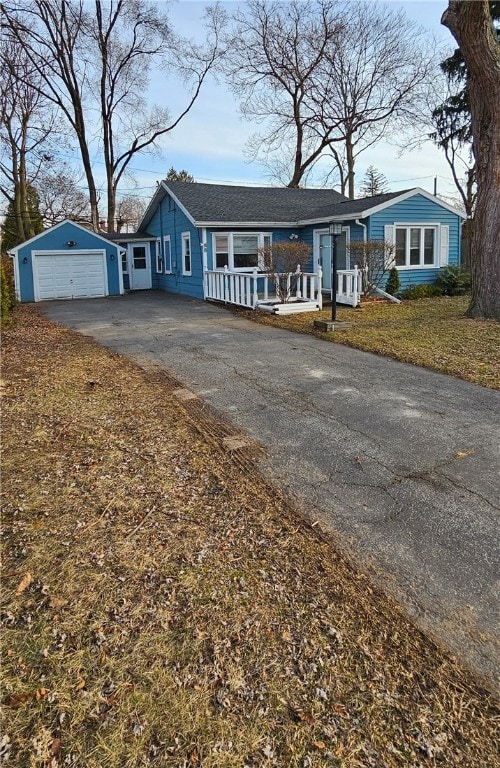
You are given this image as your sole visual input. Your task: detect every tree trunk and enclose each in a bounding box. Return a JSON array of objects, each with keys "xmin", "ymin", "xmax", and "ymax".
[
  {"xmin": 345, "ymin": 134, "xmax": 355, "ymax": 199},
  {"xmin": 442, "ymin": 0, "xmax": 500, "ymax": 320}
]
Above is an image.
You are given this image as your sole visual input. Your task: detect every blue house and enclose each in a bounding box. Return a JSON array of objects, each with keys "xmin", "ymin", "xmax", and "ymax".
[
  {"xmin": 9, "ymin": 184, "xmax": 465, "ymax": 307},
  {"xmin": 9, "ymin": 220, "xmax": 124, "ymax": 302},
  {"xmin": 138, "ymin": 181, "xmax": 465, "ymax": 308}
]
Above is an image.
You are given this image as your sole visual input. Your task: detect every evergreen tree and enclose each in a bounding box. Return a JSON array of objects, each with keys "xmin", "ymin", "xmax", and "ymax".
[
  {"xmin": 359, "ymin": 166, "xmax": 389, "ymax": 197},
  {"xmin": 1, "ymin": 184, "xmax": 44, "ymax": 252},
  {"xmin": 165, "ymin": 168, "xmax": 195, "ymax": 183}
]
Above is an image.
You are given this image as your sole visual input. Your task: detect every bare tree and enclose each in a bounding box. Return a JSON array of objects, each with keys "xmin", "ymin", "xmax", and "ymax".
[
  {"xmin": 3, "ymin": 0, "xmax": 226, "ymax": 230},
  {"xmin": 442, "ymin": 0, "xmax": 500, "ymax": 320},
  {"xmin": 0, "ymin": 41, "xmax": 57, "ymax": 243},
  {"xmin": 115, "ymin": 194, "xmax": 146, "ymax": 232},
  {"xmin": 36, "ymin": 166, "xmax": 90, "ymax": 226},
  {"xmin": 225, "ymin": 0, "xmax": 344, "ymax": 188},
  {"xmin": 313, "ymin": 2, "xmax": 434, "ymax": 198},
  {"xmin": 226, "ymin": 1, "xmax": 433, "ymax": 196}
]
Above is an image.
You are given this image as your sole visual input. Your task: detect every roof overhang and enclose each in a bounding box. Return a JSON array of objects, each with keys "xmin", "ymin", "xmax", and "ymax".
[{"xmin": 8, "ymin": 219, "xmax": 123, "ymax": 253}]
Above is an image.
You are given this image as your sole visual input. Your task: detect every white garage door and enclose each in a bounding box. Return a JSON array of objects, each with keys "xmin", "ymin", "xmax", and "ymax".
[{"xmin": 34, "ymin": 251, "xmax": 107, "ymax": 301}]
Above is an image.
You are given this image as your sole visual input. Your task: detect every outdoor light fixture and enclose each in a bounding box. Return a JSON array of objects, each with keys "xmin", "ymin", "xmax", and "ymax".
[
  {"xmin": 289, "ymin": 233, "xmax": 299, "ymax": 240},
  {"xmin": 328, "ymin": 222, "xmax": 343, "ymax": 322},
  {"xmin": 23, "ymin": 257, "xmax": 28, "ymax": 264},
  {"xmin": 110, "ymin": 253, "xmax": 115, "ymax": 260},
  {"xmin": 66, "ymin": 240, "xmax": 77, "ymax": 247}
]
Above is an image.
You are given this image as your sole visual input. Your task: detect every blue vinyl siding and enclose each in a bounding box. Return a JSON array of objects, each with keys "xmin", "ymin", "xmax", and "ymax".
[
  {"xmin": 368, "ymin": 194, "xmax": 462, "ymax": 289},
  {"xmin": 15, "ymin": 221, "xmax": 121, "ymax": 302},
  {"xmin": 146, "ymin": 196, "xmax": 204, "ymax": 299}
]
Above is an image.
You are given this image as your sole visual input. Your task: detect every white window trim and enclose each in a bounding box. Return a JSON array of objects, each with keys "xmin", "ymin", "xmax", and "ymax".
[
  {"xmin": 393, "ymin": 223, "xmax": 439, "ymax": 270},
  {"xmin": 119, "ymin": 244, "xmax": 129, "ymax": 274},
  {"xmin": 212, "ymin": 232, "xmax": 272, "ymax": 272},
  {"xmin": 182, "ymin": 232, "xmax": 191, "ymax": 276},
  {"xmin": 163, "ymin": 235, "xmax": 171, "ymax": 274},
  {"xmin": 156, "ymin": 238, "xmax": 162, "ymax": 273}
]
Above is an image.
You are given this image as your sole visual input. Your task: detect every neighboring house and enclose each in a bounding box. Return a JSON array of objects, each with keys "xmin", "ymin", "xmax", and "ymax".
[
  {"xmin": 138, "ymin": 181, "xmax": 465, "ymax": 303},
  {"xmin": 9, "ymin": 184, "xmax": 465, "ymax": 305},
  {"xmin": 8, "ymin": 220, "xmax": 124, "ymax": 303}
]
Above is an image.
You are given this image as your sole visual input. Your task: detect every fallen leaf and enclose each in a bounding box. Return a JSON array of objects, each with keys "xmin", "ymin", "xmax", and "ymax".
[
  {"xmin": 15, "ymin": 573, "xmax": 33, "ymax": 595},
  {"xmin": 313, "ymin": 741, "xmax": 326, "ymax": 750},
  {"xmin": 455, "ymin": 449, "xmax": 475, "ymax": 459},
  {"xmin": 74, "ymin": 679, "xmax": 86, "ymax": 692},
  {"xmin": 49, "ymin": 738, "xmax": 62, "ymax": 756},
  {"xmin": 3, "ymin": 691, "xmax": 33, "ymax": 708},
  {"xmin": 35, "ymin": 687, "xmax": 49, "ymax": 700}
]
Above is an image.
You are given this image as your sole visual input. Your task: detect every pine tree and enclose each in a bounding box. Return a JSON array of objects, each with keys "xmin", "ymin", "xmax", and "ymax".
[
  {"xmin": 165, "ymin": 168, "xmax": 195, "ymax": 183},
  {"xmin": 359, "ymin": 166, "xmax": 389, "ymax": 197}
]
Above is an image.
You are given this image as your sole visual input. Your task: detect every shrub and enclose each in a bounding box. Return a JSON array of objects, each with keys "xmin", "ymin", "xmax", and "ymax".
[
  {"xmin": 349, "ymin": 239, "xmax": 395, "ymax": 297},
  {"xmin": 260, "ymin": 240, "xmax": 312, "ymax": 303},
  {"xmin": 400, "ymin": 284, "xmax": 443, "ymax": 300},
  {"xmin": 385, "ymin": 266, "xmax": 400, "ymax": 296},
  {"xmin": 1, "ymin": 255, "xmax": 16, "ymax": 323},
  {"xmin": 436, "ymin": 265, "xmax": 471, "ymax": 296}
]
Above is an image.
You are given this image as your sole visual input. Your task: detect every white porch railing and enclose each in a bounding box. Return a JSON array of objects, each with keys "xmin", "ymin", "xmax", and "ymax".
[
  {"xmin": 204, "ymin": 265, "xmax": 323, "ymax": 311},
  {"xmin": 336, "ymin": 266, "xmax": 363, "ymax": 307}
]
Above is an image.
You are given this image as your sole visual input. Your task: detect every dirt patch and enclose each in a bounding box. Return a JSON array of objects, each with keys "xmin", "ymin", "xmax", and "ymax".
[{"xmin": 1, "ymin": 305, "xmax": 498, "ymax": 767}]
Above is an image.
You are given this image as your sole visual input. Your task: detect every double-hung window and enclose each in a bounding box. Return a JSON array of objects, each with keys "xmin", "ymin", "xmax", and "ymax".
[
  {"xmin": 182, "ymin": 232, "xmax": 191, "ymax": 275},
  {"xmin": 156, "ymin": 239, "xmax": 162, "ymax": 273},
  {"xmin": 395, "ymin": 226, "xmax": 437, "ymax": 268},
  {"xmin": 163, "ymin": 235, "xmax": 171, "ymax": 273},
  {"xmin": 212, "ymin": 233, "xmax": 271, "ymax": 271},
  {"xmin": 119, "ymin": 243, "xmax": 128, "ymax": 274}
]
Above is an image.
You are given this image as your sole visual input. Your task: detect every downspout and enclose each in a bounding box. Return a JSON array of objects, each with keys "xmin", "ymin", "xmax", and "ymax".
[
  {"xmin": 8, "ymin": 251, "xmax": 20, "ymax": 302},
  {"xmin": 355, "ymin": 219, "xmax": 367, "ymax": 242},
  {"xmin": 201, "ymin": 227, "xmax": 208, "ymax": 299}
]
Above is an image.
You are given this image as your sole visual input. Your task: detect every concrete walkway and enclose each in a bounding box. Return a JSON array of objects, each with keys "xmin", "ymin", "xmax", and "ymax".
[{"xmin": 42, "ymin": 292, "xmax": 500, "ymax": 692}]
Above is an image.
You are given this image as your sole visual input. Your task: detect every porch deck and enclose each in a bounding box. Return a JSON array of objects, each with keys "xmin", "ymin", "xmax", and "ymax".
[{"xmin": 204, "ymin": 266, "xmax": 363, "ymax": 313}]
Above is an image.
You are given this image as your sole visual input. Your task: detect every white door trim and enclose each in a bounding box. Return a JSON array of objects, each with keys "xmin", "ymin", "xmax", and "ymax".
[{"xmin": 129, "ymin": 242, "xmax": 152, "ymax": 290}]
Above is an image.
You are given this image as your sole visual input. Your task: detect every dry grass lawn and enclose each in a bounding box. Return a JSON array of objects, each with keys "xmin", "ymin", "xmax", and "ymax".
[
  {"xmin": 1, "ymin": 306, "xmax": 498, "ymax": 767},
  {"xmin": 232, "ymin": 296, "xmax": 500, "ymax": 390}
]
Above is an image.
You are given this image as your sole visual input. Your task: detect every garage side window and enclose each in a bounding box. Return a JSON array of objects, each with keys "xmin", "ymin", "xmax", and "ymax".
[
  {"xmin": 119, "ymin": 243, "xmax": 128, "ymax": 273},
  {"xmin": 163, "ymin": 236, "xmax": 171, "ymax": 273},
  {"xmin": 156, "ymin": 239, "xmax": 162, "ymax": 273},
  {"xmin": 182, "ymin": 232, "xmax": 191, "ymax": 276}
]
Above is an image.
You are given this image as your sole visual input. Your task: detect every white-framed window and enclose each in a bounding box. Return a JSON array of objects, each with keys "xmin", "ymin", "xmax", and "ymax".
[
  {"xmin": 212, "ymin": 232, "xmax": 272, "ymax": 271},
  {"xmin": 394, "ymin": 225, "xmax": 438, "ymax": 269},
  {"xmin": 119, "ymin": 243, "xmax": 128, "ymax": 274},
  {"xmin": 163, "ymin": 235, "xmax": 171, "ymax": 273},
  {"xmin": 156, "ymin": 239, "xmax": 162, "ymax": 273},
  {"xmin": 182, "ymin": 232, "xmax": 191, "ymax": 275}
]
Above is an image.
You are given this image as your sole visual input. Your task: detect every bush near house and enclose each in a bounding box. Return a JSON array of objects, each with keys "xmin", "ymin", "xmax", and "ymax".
[
  {"xmin": 1, "ymin": 255, "xmax": 16, "ymax": 323},
  {"xmin": 385, "ymin": 266, "xmax": 401, "ymax": 297},
  {"xmin": 399, "ymin": 283, "xmax": 443, "ymax": 300},
  {"xmin": 349, "ymin": 239, "xmax": 395, "ymax": 297},
  {"xmin": 436, "ymin": 265, "xmax": 471, "ymax": 295}
]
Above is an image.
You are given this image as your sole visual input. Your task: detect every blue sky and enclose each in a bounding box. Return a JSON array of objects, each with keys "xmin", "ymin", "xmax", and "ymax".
[{"xmin": 107, "ymin": 1, "xmax": 461, "ymax": 206}]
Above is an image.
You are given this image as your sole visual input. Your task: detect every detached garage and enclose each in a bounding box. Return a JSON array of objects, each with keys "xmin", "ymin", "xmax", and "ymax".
[{"xmin": 9, "ymin": 220, "xmax": 124, "ymax": 302}]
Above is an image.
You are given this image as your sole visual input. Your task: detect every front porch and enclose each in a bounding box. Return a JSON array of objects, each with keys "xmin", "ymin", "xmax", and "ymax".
[{"xmin": 204, "ymin": 265, "xmax": 363, "ymax": 313}]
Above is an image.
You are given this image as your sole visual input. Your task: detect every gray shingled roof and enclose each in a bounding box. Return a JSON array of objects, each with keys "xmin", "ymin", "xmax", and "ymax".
[
  {"xmin": 306, "ymin": 189, "xmax": 414, "ymax": 220},
  {"xmin": 104, "ymin": 231, "xmax": 156, "ymax": 241},
  {"xmin": 164, "ymin": 181, "xmax": 349, "ymax": 224}
]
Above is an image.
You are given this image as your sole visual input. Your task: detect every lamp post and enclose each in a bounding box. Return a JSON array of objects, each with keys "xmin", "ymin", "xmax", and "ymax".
[{"xmin": 329, "ymin": 222, "xmax": 343, "ymax": 322}]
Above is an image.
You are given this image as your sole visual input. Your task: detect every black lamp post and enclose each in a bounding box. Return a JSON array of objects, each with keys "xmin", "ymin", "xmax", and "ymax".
[{"xmin": 329, "ymin": 222, "xmax": 343, "ymax": 322}]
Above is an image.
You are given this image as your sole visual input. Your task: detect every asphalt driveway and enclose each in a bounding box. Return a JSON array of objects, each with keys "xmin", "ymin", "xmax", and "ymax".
[{"xmin": 42, "ymin": 292, "xmax": 500, "ymax": 692}]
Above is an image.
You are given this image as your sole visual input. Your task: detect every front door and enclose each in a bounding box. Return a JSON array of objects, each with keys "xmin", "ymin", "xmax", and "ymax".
[
  {"xmin": 315, "ymin": 230, "xmax": 348, "ymax": 292},
  {"xmin": 130, "ymin": 244, "xmax": 151, "ymax": 290}
]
